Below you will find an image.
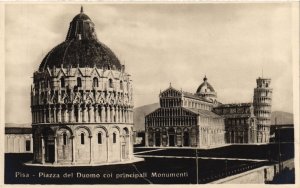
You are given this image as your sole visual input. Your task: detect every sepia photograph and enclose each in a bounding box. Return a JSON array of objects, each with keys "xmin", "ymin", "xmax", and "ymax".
[{"xmin": 3, "ymin": 3, "xmax": 298, "ymax": 185}]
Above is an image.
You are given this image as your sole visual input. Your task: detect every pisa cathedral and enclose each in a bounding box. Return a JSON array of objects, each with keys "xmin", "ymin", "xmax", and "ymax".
[
  {"xmin": 145, "ymin": 76, "xmax": 272, "ymax": 148},
  {"xmin": 30, "ymin": 8, "xmax": 136, "ymax": 165}
]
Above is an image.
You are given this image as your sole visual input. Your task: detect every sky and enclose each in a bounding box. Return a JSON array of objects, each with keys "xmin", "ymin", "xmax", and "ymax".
[{"xmin": 5, "ymin": 3, "xmax": 295, "ymax": 124}]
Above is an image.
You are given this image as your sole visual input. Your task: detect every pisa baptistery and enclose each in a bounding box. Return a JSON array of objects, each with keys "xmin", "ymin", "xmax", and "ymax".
[{"xmin": 30, "ymin": 7, "xmax": 135, "ymax": 165}]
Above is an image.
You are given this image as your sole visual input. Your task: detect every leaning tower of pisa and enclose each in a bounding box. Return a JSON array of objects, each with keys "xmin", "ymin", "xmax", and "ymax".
[{"xmin": 253, "ymin": 77, "xmax": 273, "ymax": 143}]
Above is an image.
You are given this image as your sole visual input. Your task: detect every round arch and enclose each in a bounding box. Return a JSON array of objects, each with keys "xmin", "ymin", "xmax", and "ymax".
[{"xmin": 74, "ymin": 125, "xmax": 92, "ymax": 136}]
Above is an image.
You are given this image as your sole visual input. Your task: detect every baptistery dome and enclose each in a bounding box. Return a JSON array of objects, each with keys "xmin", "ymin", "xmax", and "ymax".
[
  {"xmin": 39, "ymin": 7, "xmax": 122, "ymax": 72},
  {"xmin": 30, "ymin": 7, "xmax": 138, "ymax": 166}
]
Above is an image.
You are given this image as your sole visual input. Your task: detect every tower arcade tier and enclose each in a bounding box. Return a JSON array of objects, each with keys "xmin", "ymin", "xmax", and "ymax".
[{"xmin": 253, "ymin": 77, "xmax": 272, "ymax": 143}]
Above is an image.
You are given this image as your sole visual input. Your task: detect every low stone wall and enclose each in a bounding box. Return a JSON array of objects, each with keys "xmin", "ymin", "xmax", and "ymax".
[{"xmin": 212, "ymin": 158, "xmax": 294, "ymax": 184}]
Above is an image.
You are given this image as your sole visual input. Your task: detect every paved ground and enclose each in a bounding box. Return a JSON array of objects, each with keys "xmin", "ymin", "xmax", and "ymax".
[
  {"xmin": 5, "ymin": 143, "xmax": 294, "ymax": 184},
  {"xmin": 5, "ymin": 153, "xmax": 262, "ymax": 184}
]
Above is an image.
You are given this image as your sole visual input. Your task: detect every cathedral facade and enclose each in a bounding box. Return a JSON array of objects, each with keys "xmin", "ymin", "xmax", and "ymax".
[
  {"xmin": 145, "ymin": 78, "xmax": 226, "ymax": 148},
  {"xmin": 31, "ymin": 8, "xmax": 135, "ymax": 165},
  {"xmin": 145, "ymin": 76, "xmax": 272, "ymax": 147}
]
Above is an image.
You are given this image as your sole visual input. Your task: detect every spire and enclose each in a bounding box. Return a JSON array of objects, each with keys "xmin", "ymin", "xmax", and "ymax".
[
  {"xmin": 80, "ymin": 5, "xmax": 84, "ymax": 13},
  {"xmin": 203, "ymin": 75, "xmax": 207, "ymax": 82}
]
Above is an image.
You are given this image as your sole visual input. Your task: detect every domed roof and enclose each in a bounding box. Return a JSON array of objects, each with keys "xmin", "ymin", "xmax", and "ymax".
[
  {"xmin": 38, "ymin": 7, "xmax": 122, "ymax": 71},
  {"xmin": 71, "ymin": 7, "xmax": 91, "ymax": 22},
  {"xmin": 196, "ymin": 76, "xmax": 215, "ymax": 94}
]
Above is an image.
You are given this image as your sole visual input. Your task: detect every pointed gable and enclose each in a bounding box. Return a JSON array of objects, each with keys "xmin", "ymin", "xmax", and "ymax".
[
  {"xmin": 104, "ymin": 69, "xmax": 115, "ymax": 79},
  {"xmin": 56, "ymin": 68, "xmax": 66, "ymax": 78},
  {"xmin": 74, "ymin": 67, "xmax": 84, "ymax": 77},
  {"xmin": 160, "ymin": 87, "xmax": 182, "ymax": 98},
  {"xmin": 90, "ymin": 67, "xmax": 101, "ymax": 78}
]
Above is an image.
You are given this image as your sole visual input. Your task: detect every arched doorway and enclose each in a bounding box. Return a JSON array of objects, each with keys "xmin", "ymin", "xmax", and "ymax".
[
  {"xmin": 42, "ymin": 128, "xmax": 55, "ymax": 163},
  {"xmin": 147, "ymin": 128, "xmax": 153, "ymax": 146},
  {"xmin": 231, "ymin": 130, "xmax": 234, "ymax": 143},
  {"xmin": 121, "ymin": 128, "xmax": 129, "ymax": 159},
  {"xmin": 155, "ymin": 129, "xmax": 161, "ymax": 146},
  {"xmin": 190, "ymin": 128, "xmax": 197, "ymax": 146},
  {"xmin": 162, "ymin": 128, "xmax": 167, "ymax": 146},
  {"xmin": 176, "ymin": 128, "xmax": 182, "ymax": 146},
  {"xmin": 168, "ymin": 128, "xmax": 175, "ymax": 147},
  {"xmin": 183, "ymin": 130, "xmax": 190, "ymax": 146}
]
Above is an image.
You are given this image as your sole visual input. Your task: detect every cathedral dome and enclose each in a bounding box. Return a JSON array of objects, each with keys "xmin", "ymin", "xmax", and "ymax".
[
  {"xmin": 196, "ymin": 76, "xmax": 215, "ymax": 94},
  {"xmin": 38, "ymin": 7, "xmax": 122, "ymax": 71}
]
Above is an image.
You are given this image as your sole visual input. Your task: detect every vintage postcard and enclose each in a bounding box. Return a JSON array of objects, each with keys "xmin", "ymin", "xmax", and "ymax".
[{"xmin": 2, "ymin": 2, "xmax": 299, "ymax": 186}]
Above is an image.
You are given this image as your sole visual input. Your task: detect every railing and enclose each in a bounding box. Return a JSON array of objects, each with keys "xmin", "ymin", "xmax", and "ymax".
[{"xmin": 198, "ymin": 161, "xmax": 267, "ymax": 183}]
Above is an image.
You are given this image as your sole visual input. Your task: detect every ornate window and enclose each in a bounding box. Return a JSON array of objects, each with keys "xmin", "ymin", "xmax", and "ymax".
[
  {"xmin": 77, "ymin": 77, "xmax": 82, "ymax": 87},
  {"xmin": 113, "ymin": 132, "xmax": 116, "ymax": 143},
  {"xmin": 61, "ymin": 77, "xmax": 65, "ymax": 87},
  {"xmin": 93, "ymin": 77, "xmax": 99, "ymax": 87},
  {"xmin": 80, "ymin": 133, "xmax": 85, "ymax": 145},
  {"xmin": 109, "ymin": 78, "xmax": 113, "ymax": 88},
  {"xmin": 98, "ymin": 132, "xmax": 102, "ymax": 144},
  {"xmin": 120, "ymin": 80, "xmax": 123, "ymax": 90},
  {"xmin": 63, "ymin": 133, "xmax": 67, "ymax": 145}
]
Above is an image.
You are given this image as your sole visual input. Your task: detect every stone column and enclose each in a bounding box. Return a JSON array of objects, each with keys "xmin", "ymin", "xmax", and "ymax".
[
  {"xmin": 160, "ymin": 131, "xmax": 163, "ymax": 147},
  {"xmin": 43, "ymin": 107, "xmax": 47, "ymax": 123},
  {"xmin": 53, "ymin": 106, "xmax": 57, "ymax": 123},
  {"xmin": 126, "ymin": 109, "xmax": 129, "ymax": 123},
  {"xmin": 78, "ymin": 105, "xmax": 82, "ymax": 122},
  {"xmin": 145, "ymin": 129, "xmax": 149, "ymax": 147},
  {"xmin": 122, "ymin": 108, "xmax": 125, "ymax": 123},
  {"xmin": 119, "ymin": 108, "xmax": 123, "ymax": 123},
  {"xmin": 128, "ymin": 110, "xmax": 131, "ymax": 123},
  {"xmin": 95, "ymin": 105, "xmax": 99, "ymax": 122},
  {"xmin": 89, "ymin": 135, "xmax": 93, "ymax": 164},
  {"xmin": 54, "ymin": 136, "xmax": 58, "ymax": 164},
  {"xmin": 107, "ymin": 106, "xmax": 111, "ymax": 123},
  {"xmin": 48, "ymin": 106, "xmax": 51, "ymax": 123},
  {"xmin": 124, "ymin": 108, "xmax": 127, "ymax": 123},
  {"xmin": 129, "ymin": 133, "xmax": 133, "ymax": 159},
  {"xmin": 115, "ymin": 106, "xmax": 119, "ymax": 123},
  {"xmin": 41, "ymin": 136, "xmax": 45, "ymax": 164},
  {"xmin": 101, "ymin": 106, "xmax": 105, "ymax": 122},
  {"xmin": 57, "ymin": 105, "xmax": 62, "ymax": 123},
  {"xmin": 111, "ymin": 106, "xmax": 115, "ymax": 122},
  {"xmin": 71, "ymin": 136, "xmax": 76, "ymax": 164},
  {"xmin": 64, "ymin": 107, "xmax": 69, "ymax": 123},
  {"xmin": 120, "ymin": 135, "xmax": 123, "ymax": 161},
  {"xmin": 106, "ymin": 135, "xmax": 109, "ymax": 162},
  {"xmin": 90, "ymin": 105, "xmax": 95, "ymax": 123},
  {"xmin": 39, "ymin": 109, "xmax": 43, "ymax": 123},
  {"xmin": 69, "ymin": 105, "xmax": 74, "ymax": 123},
  {"xmin": 83, "ymin": 105, "xmax": 88, "ymax": 122},
  {"xmin": 166, "ymin": 131, "xmax": 169, "ymax": 147}
]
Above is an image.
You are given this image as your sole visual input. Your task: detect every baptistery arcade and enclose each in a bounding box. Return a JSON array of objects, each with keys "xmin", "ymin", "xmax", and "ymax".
[{"xmin": 30, "ymin": 8, "xmax": 135, "ymax": 165}]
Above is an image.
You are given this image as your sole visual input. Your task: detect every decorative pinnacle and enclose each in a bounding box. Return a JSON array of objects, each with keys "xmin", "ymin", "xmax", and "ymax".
[
  {"xmin": 203, "ymin": 75, "xmax": 207, "ymax": 81},
  {"xmin": 80, "ymin": 5, "xmax": 84, "ymax": 13}
]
